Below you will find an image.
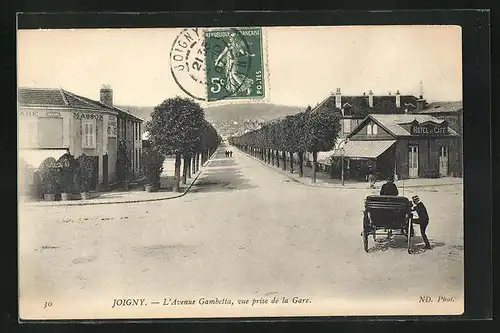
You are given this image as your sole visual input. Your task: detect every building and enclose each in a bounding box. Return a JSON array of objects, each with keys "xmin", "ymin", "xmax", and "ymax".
[
  {"xmin": 330, "ymin": 114, "xmax": 460, "ymax": 180},
  {"xmin": 18, "ymin": 86, "xmax": 143, "ymax": 192},
  {"xmin": 416, "ymin": 101, "xmax": 463, "ymax": 177},
  {"xmin": 309, "ymin": 88, "xmax": 423, "ymax": 165}
]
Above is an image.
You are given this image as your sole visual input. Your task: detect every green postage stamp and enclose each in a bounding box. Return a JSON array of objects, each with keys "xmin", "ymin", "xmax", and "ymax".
[{"xmin": 204, "ymin": 27, "xmax": 265, "ymax": 102}]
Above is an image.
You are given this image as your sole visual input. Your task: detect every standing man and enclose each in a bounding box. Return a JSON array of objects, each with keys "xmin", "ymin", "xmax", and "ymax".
[{"xmin": 411, "ymin": 195, "xmax": 432, "ymax": 249}]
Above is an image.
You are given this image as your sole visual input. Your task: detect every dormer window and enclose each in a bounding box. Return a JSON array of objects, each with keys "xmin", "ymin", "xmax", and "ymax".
[{"xmin": 366, "ymin": 123, "xmax": 378, "ymax": 135}]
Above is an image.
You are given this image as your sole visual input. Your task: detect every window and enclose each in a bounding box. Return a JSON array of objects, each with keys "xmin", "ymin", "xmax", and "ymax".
[
  {"xmin": 343, "ymin": 119, "xmax": 351, "ymax": 134},
  {"xmin": 373, "ymin": 124, "xmax": 378, "ymax": 135},
  {"xmin": 82, "ymin": 119, "xmax": 96, "ymax": 149},
  {"xmin": 367, "ymin": 124, "xmax": 372, "ymax": 135},
  {"xmin": 38, "ymin": 118, "xmax": 63, "ymax": 148}
]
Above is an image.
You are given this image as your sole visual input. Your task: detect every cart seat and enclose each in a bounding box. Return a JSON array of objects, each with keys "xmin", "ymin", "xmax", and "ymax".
[{"xmin": 365, "ymin": 195, "xmax": 411, "ymax": 211}]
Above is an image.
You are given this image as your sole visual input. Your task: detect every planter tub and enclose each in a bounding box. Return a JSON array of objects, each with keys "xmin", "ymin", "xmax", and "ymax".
[
  {"xmin": 61, "ymin": 193, "xmax": 70, "ymax": 201},
  {"xmin": 145, "ymin": 185, "xmax": 155, "ymax": 193},
  {"xmin": 44, "ymin": 194, "xmax": 56, "ymax": 201},
  {"xmin": 80, "ymin": 192, "xmax": 91, "ymax": 200}
]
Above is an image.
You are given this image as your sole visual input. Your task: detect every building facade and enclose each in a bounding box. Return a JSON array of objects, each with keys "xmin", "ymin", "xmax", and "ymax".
[
  {"xmin": 416, "ymin": 101, "xmax": 463, "ymax": 177},
  {"xmin": 18, "ymin": 86, "xmax": 143, "ymax": 191},
  {"xmin": 311, "ymin": 88, "xmax": 424, "ymax": 165},
  {"xmin": 332, "ymin": 114, "xmax": 460, "ymax": 180}
]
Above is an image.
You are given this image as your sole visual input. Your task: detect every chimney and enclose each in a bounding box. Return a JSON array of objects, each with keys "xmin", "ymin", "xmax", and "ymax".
[
  {"xmin": 100, "ymin": 84, "xmax": 113, "ymax": 107},
  {"xmin": 417, "ymin": 96, "xmax": 426, "ymax": 111},
  {"xmin": 368, "ymin": 90, "xmax": 374, "ymax": 107},
  {"xmin": 335, "ymin": 88, "xmax": 342, "ymax": 109},
  {"xmin": 396, "ymin": 90, "xmax": 401, "ymax": 108}
]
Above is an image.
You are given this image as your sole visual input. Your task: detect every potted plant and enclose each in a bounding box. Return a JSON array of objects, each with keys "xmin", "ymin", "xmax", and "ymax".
[
  {"xmin": 117, "ymin": 139, "xmax": 132, "ymax": 191},
  {"xmin": 76, "ymin": 154, "xmax": 94, "ymax": 200},
  {"xmin": 141, "ymin": 147, "xmax": 164, "ymax": 193},
  {"xmin": 39, "ymin": 157, "xmax": 59, "ymax": 201},
  {"xmin": 56, "ymin": 153, "xmax": 78, "ymax": 200}
]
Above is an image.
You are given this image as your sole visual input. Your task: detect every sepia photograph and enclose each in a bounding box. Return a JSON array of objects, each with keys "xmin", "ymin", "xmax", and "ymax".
[{"xmin": 17, "ymin": 23, "xmax": 464, "ymax": 320}]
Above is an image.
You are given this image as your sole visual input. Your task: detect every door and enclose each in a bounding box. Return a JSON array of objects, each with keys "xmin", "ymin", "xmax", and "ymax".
[
  {"xmin": 408, "ymin": 145, "xmax": 419, "ymax": 178},
  {"xmin": 439, "ymin": 146, "xmax": 448, "ymax": 176},
  {"xmin": 102, "ymin": 154, "xmax": 108, "ymax": 184}
]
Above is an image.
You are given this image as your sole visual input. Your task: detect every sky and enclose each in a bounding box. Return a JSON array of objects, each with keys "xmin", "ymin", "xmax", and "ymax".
[{"xmin": 17, "ymin": 25, "xmax": 462, "ymax": 107}]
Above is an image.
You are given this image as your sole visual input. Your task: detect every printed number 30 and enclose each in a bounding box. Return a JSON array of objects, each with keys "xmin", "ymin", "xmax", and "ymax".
[
  {"xmin": 44, "ymin": 301, "xmax": 52, "ymax": 308},
  {"xmin": 211, "ymin": 78, "xmax": 221, "ymax": 94}
]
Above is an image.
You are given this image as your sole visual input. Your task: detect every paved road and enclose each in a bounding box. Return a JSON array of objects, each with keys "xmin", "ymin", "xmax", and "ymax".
[{"xmin": 19, "ymin": 143, "xmax": 464, "ymax": 318}]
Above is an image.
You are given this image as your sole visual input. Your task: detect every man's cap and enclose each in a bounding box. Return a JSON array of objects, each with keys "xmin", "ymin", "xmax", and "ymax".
[{"xmin": 412, "ymin": 195, "xmax": 420, "ymax": 201}]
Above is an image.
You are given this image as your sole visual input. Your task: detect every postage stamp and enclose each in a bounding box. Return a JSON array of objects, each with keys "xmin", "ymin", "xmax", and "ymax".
[{"xmin": 204, "ymin": 27, "xmax": 266, "ymax": 102}]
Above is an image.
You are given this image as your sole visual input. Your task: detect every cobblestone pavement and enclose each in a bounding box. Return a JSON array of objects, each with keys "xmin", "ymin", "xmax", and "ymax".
[{"xmin": 19, "ymin": 143, "xmax": 463, "ymax": 319}]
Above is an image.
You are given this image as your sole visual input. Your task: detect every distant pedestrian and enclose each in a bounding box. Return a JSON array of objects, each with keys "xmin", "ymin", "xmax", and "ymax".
[
  {"xmin": 225, "ymin": 151, "xmax": 228, "ymax": 158},
  {"xmin": 366, "ymin": 166, "xmax": 376, "ymax": 189},
  {"xmin": 411, "ymin": 195, "xmax": 432, "ymax": 249},
  {"xmin": 230, "ymin": 151, "xmax": 233, "ymax": 157},
  {"xmin": 380, "ymin": 175, "xmax": 399, "ymax": 196}
]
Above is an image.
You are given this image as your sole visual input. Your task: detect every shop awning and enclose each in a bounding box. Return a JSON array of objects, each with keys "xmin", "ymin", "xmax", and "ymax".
[
  {"xmin": 331, "ymin": 140, "xmax": 396, "ymax": 159},
  {"xmin": 19, "ymin": 149, "xmax": 69, "ymax": 169}
]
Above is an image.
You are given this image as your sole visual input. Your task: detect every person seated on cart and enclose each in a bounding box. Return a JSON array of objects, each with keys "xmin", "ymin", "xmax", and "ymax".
[
  {"xmin": 380, "ymin": 175, "xmax": 399, "ymax": 196},
  {"xmin": 411, "ymin": 195, "xmax": 432, "ymax": 249}
]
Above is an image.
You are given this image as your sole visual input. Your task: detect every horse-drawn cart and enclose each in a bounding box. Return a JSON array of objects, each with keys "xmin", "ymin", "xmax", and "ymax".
[{"xmin": 362, "ymin": 195, "xmax": 414, "ymax": 253}]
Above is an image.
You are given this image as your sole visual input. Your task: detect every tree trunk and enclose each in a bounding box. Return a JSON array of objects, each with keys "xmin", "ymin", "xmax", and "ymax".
[
  {"xmin": 282, "ymin": 150, "xmax": 286, "ymax": 170},
  {"xmin": 276, "ymin": 150, "xmax": 280, "ymax": 167},
  {"xmin": 196, "ymin": 153, "xmax": 200, "ymax": 172},
  {"xmin": 182, "ymin": 156, "xmax": 188, "ymax": 184},
  {"xmin": 289, "ymin": 152, "xmax": 294, "ymax": 173},
  {"xmin": 173, "ymin": 152, "xmax": 181, "ymax": 192},
  {"xmin": 187, "ymin": 155, "xmax": 192, "ymax": 178},
  {"xmin": 298, "ymin": 152, "xmax": 304, "ymax": 177},
  {"xmin": 312, "ymin": 151, "xmax": 318, "ymax": 184}
]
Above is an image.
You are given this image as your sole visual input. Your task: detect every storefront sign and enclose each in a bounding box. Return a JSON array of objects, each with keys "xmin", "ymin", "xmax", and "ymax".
[
  {"xmin": 19, "ymin": 110, "xmax": 39, "ymax": 117},
  {"xmin": 108, "ymin": 115, "xmax": 117, "ymax": 138},
  {"xmin": 411, "ymin": 123, "xmax": 448, "ymax": 135},
  {"xmin": 73, "ymin": 112, "xmax": 103, "ymax": 121},
  {"xmin": 45, "ymin": 111, "xmax": 62, "ymax": 118}
]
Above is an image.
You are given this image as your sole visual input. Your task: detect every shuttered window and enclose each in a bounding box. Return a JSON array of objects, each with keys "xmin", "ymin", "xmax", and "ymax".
[{"xmin": 82, "ymin": 119, "xmax": 97, "ymax": 149}]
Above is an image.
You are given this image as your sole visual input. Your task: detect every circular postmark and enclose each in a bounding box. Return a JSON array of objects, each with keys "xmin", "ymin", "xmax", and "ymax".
[
  {"xmin": 170, "ymin": 28, "xmax": 254, "ymax": 102},
  {"xmin": 169, "ymin": 28, "xmax": 207, "ymax": 101}
]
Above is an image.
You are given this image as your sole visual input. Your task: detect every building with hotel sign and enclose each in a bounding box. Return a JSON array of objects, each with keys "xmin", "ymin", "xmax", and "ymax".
[
  {"xmin": 18, "ymin": 86, "xmax": 143, "ymax": 191},
  {"xmin": 329, "ymin": 114, "xmax": 460, "ymax": 180}
]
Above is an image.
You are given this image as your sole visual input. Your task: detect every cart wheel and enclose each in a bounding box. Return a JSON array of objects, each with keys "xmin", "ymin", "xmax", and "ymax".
[
  {"xmin": 407, "ymin": 219, "xmax": 413, "ymax": 254},
  {"xmin": 372, "ymin": 232, "xmax": 377, "ymax": 242}
]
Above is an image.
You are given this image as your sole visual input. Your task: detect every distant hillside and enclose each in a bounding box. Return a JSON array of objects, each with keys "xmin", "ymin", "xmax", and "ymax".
[{"xmin": 118, "ymin": 103, "xmax": 305, "ymax": 138}]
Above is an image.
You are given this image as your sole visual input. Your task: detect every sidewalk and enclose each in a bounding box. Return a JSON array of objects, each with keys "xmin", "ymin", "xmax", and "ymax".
[
  {"xmin": 21, "ymin": 152, "xmax": 217, "ymax": 207},
  {"xmin": 237, "ymin": 148, "xmax": 463, "ymax": 190}
]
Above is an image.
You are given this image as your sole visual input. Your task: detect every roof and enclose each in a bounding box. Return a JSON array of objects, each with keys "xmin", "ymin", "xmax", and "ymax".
[
  {"xmin": 359, "ymin": 114, "xmax": 459, "ymax": 137},
  {"xmin": 18, "ymin": 87, "xmax": 143, "ymax": 122},
  {"xmin": 311, "ymin": 92, "xmax": 420, "ymax": 117},
  {"xmin": 331, "ymin": 140, "xmax": 396, "ymax": 159},
  {"xmin": 418, "ymin": 101, "xmax": 463, "ymax": 114}
]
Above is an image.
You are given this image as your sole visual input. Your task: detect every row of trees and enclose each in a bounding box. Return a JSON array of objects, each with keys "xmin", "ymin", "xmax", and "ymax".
[
  {"xmin": 228, "ymin": 105, "xmax": 342, "ymax": 183},
  {"xmin": 146, "ymin": 97, "xmax": 221, "ymax": 192}
]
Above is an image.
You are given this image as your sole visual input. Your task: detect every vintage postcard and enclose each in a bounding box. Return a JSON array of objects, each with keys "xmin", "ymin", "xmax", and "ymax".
[{"xmin": 17, "ymin": 24, "xmax": 464, "ymax": 320}]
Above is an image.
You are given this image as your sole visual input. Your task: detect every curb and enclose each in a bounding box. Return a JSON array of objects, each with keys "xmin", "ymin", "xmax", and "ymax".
[
  {"xmin": 23, "ymin": 151, "xmax": 218, "ymax": 207},
  {"xmin": 236, "ymin": 148, "xmax": 463, "ymax": 190}
]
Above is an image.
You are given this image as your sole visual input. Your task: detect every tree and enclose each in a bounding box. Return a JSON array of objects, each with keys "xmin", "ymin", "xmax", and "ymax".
[
  {"xmin": 147, "ymin": 97, "xmax": 206, "ymax": 192},
  {"xmin": 303, "ymin": 106, "xmax": 342, "ymax": 183},
  {"xmin": 141, "ymin": 147, "xmax": 164, "ymax": 189}
]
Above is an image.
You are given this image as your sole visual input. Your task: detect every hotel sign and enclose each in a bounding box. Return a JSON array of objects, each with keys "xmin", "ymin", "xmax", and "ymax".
[{"xmin": 410, "ymin": 121, "xmax": 448, "ymax": 136}]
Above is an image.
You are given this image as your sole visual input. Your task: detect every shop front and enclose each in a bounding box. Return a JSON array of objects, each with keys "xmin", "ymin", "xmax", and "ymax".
[{"xmin": 332, "ymin": 114, "xmax": 460, "ymax": 180}]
